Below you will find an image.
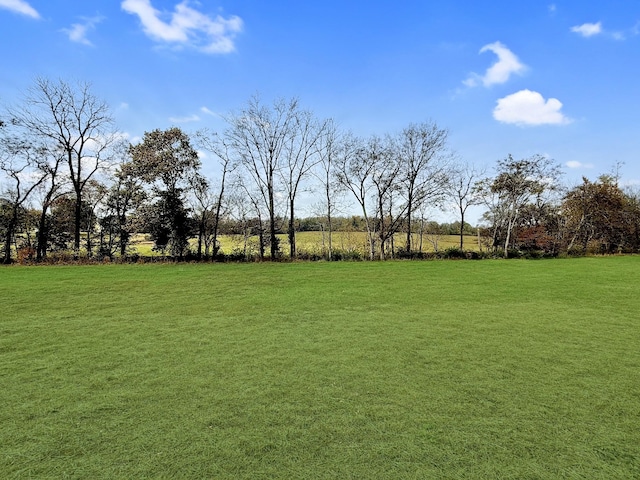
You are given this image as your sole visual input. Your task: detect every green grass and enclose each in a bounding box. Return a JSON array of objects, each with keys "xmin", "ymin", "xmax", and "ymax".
[{"xmin": 1, "ymin": 258, "xmax": 639, "ymax": 478}]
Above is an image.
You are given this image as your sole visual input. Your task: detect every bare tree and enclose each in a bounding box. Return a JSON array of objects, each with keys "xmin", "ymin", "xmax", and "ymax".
[
  {"xmin": 231, "ymin": 173, "xmax": 268, "ymax": 260},
  {"xmin": 195, "ymin": 130, "xmax": 236, "ymax": 259},
  {"xmin": 82, "ymin": 179, "xmax": 108, "ymax": 257},
  {"xmin": 447, "ymin": 162, "xmax": 484, "ymax": 249},
  {"xmin": 0, "ymin": 132, "xmax": 49, "ymax": 263},
  {"xmin": 224, "ymin": 95, "xmax": 298, "ymax": 259},
  {"xmin": 9, "ymin": 78, "xmax": 117, "ymax": 254},
  {"xmin": 335, "ymin": 134, "xmax": 379, "ymax": 260},
  {"xmin": 370, "ymin": 136, "xmax": 403, "ymax": 260},
  {"xmin": 396, "ymin": 122, "xmax": 449, "ymax": 253},
  {"xmin": 33, "ymin": 147, "xmax": 67, "ymax": 260},
  {"xmin": 280, "ymin": 108, "xmax": 328, "ymax": 258},
  {"xmin": 313, "ymin": 119, "xmax": 342, "ymax": 260}
]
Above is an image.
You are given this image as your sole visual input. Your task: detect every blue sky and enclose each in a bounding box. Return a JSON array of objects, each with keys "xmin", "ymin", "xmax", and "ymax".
[{"xmin": 1, "ymin": 0, "xmax": 640, "ymax": 218}]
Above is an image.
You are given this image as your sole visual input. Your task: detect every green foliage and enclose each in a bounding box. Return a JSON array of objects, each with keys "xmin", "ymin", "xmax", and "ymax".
[{"xmin": 1, "ymin": 259, "xmax": 640, "ymax": 477}]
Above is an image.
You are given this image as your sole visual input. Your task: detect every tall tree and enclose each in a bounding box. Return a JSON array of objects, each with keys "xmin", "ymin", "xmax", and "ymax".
[
  {"xmin": 280, "ymin": 108, "xmax": 327, "ymax": 258},
  {"xmin": 370, "ymin": 135, "xmax": 402, "ymax": 260},
  {"xmin": 224, "ymin": 96, "xmax": 297, "ymax": 259},
  {"xmin": 8, "ymin": 78, "xmax": 117, "ymax": 254},
  {"xmin": 397, "ymin": 122, "xmax": 449, "ymax": 253},
  {"xmin": 195, "ymin": 130, "xmax": 236, "ymax": 259},
  {"xmin": 313, "ymin": 119, "xmax": 342, "ymax": 260},
  {"xmin": 335, "ymin": 134, "xmax": 379, "ymax": 260},
  {"xmin": 129, "ymin": 128, "xmax": 200, "ymax": 258}
]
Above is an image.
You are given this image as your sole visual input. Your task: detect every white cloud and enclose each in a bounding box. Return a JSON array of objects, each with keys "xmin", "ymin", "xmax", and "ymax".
[
  {"xmin": 548, "ymin": 4, "xmax": 557, "ymax": 14},
  {"xmin": 169, "ymin": 114, "xmax": 201, "ymax": 123},
  {"xmin": 464, "ymin": 42, "xmax": 526, "ymax": 88},
  {"xmin": 200, "ymin": 106, "xmax": 217, "ymax": 116},
  {"xmin": 62, "ymin": 16, "xmax": 103, "ymax": 46},
  {"xmin": 0, "ymin": 0, "xmax": 39, "ymax": 18},
  {"xmin": 493, "ymin": 89, "xmax": 572, "ymax": 126},
  {"xmin": 121, "ymin": 0, "xmax": 243, "ymax": 54},
  {"xmin": 566, "ymin": 160, "xmax": 594, "ymax": 169},
  {"xmin": 571, "ymin": 22, "xmax": 602, "ymax": 37}
]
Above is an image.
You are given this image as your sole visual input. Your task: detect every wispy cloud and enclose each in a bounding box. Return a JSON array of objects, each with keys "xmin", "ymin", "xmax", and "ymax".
[
  {"xmin": 566, "ymin": 160, "xmax": 594, "ymax": 169},
  {"xmin": 121, "ymin": 0, "xmax": 243, "ymax": 54},
  {"xmin": 571, "ymin": 22, "xmax": 603, "ymax": 37},
  {"xmin": 464, "ymin": 42, "xmax": 526, "ymax": 88},
  {"xmin": 200, "ymin": 106, "xmax": 218, "ymax": 116},
  {"xmin": 169, "ymin": 114, "xmax": 201, "ymax": 123},
  {"xmin": 548, "ymin": 4, "xmax": 557, "ymax": 15},
  {"xmin": 0, "ymin": 0, "xmax": 39, "ymax": 19},
  {"xmin": 493, "ymin": 89, "xmax": 572, "ymax": 126},
  {"xmin": 62, "ymin": 16, "xmax": 104, "ymax": 46}
]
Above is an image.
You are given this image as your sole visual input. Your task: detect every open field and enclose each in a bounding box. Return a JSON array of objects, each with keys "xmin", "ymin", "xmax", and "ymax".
[
  {"xmin": 1, "ymin": 258, "xmax": 639, "ymax": 478},
  {"xmin": 131, "ymin": 231, "xmax": 481, "ymax": 257}
]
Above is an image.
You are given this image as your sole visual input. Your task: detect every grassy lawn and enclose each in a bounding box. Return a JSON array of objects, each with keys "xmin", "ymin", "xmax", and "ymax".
[{"xmin": 1, "ymin": 257, "xmax": 639, "ymax": 478}]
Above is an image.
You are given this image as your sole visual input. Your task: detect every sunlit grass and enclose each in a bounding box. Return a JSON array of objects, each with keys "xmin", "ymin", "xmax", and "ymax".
[
  {"xmin": 130, "ymin": 231, "xmax": 480, "ymax": 257},
  {"xmin": 1, "ymin": 257, "xmax": 639, "ymax": 478}
]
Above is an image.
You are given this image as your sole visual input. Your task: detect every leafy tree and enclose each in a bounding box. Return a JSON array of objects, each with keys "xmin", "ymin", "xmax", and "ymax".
[
  {"xmin": 479, "ymin": 154, "xmax": 561, "ymax": 257},
  {"xmin": 48, "ymin": 195, "xmax": 93, "ymax": 252},
  {"xmin": 144, "ymin": 190, "xmax": 194, "ymax": 258},
  {"xmin": 563, "ymin": 175, "xmax": 638, "ymax": 253},
  {"xmin": 129, "ymin": 128, "xmax": 200, "ymax": 257},
  {"xmin": 101, "ymin": 160, "xmax": 146, "ymax": 257}
]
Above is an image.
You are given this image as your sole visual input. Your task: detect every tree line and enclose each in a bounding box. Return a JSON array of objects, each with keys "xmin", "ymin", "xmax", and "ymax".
[{"xmin": 1, "ymin": 78, "xmax": 639, "ymax": 264}]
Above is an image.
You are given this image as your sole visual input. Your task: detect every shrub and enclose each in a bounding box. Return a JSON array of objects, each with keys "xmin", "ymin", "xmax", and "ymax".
[
  {"xmin": 17, "ymin": 247, "xmax": 36, "ymax": 264},
  {"xmin": 443, "ymin": 247, "xmax": 466, "ymax": 259}
]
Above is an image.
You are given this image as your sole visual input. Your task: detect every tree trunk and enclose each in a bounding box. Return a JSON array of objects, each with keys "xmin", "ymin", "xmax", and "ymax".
[
  {"xmin": 288, "ymin": 197, "xmax": 296, "ymax": 258},
  {"xmin": 327, "ymin": 212, "xmax": 333, "ymax": 261},
  {"xmin": 197, "ymin": 212, "xmax": 205, "ymax": 259},
  {"xmin": 3, "ymin": 221, "xmax": 16, "ymax": 264},
  {"xmin": 74, "ymin": 193, "xmax": 82, "ymax": 255},
  {"xmin": 405, "ymin": 197, "xmax": 413, "ymax": 253},
  {"xmin": 37, "ymin": 207, "xmax": 49, "ymax": 261},
  {"xmin": 268, "ymin": 184, "xmax": 277, "ymax": 259}
]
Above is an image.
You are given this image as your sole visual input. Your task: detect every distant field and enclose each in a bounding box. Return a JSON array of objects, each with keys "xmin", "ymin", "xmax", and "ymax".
[
  {"xmin": 1, "ymin": 257, "xmax": 639, "ymax": 478},
  {"xmin": 131, "ymin": 231, "xmax": 481, "ymax": 256}
]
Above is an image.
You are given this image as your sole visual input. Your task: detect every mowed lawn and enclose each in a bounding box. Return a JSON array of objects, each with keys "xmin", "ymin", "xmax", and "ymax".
[{"xmin": 1, "ymin": 258, "xmax": 639, "ymax": 478}]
